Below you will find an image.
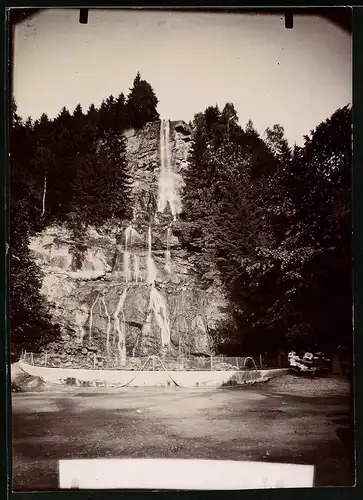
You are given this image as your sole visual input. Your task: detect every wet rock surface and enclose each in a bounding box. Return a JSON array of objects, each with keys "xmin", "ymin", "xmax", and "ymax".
[{"xmin": 29, "ymin": 121, "xmax": 228, "ymax": 358}]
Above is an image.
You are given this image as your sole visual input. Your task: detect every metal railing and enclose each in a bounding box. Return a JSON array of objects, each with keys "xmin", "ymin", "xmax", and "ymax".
[{"xmin": 20, "ymin": 351, "xmax": 275, "ymax": 371}]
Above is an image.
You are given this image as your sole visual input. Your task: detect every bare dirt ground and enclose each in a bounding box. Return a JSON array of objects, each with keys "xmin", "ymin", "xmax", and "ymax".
[{"xmin": 11, "ymin": 373, "xmax": 355, "ymax": 491}]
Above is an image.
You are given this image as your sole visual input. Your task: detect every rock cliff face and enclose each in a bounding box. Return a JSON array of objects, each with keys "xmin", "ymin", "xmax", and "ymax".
[{"xmin": 30, "ymin": 120, "xmax": 228, "ymax": 362}]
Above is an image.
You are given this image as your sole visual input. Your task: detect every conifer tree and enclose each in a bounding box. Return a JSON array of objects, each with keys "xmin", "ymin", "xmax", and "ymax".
[
  {"xmin": 72, "ymin": 103, "xmax": 84, "ymax": 126},
  {"xmin": 84, "ymin": 103, "xmax": 99, "ymax": 143},
  {"xmin": 281, "ymin": 106, "xmax": 352, "ymax": 351},
  {"xmin": 114, "ymin": 92, "xmax": 127, "ymax": 131},
  {"xmin": 72, "ymin": 132, "xmax": 132, "ymax": 227},
  {"xmin": 264, "ymin": 124, "xmax": 291, "ymax": 169},
  {"xmin": 31, "ymin": 113, "xmax": 55, "ymax": 226},
  {"xmin": 182, "ymin": 102, "xmax": 351, "ymax": 354},
  {"xmin": 221, "ymin": 103, "xmax": 239, "ymax": 142},
  {"xmin": 10, "ymin": 100, "xmax": 60, "ymax": 356},
  {"xmin": 126, "ymin": 72, "xmax": 159, "ymax": 129}
]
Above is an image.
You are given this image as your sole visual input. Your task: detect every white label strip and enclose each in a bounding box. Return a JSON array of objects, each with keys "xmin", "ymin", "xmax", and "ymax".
[{"xmin": 58, "ymin": 459, "xmax": 315, "ymax": 490}]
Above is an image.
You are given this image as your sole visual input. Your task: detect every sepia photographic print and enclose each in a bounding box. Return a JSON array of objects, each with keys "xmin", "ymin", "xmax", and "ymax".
[{"xmin": 9, "ymin": 7, "xmax": 354, "ymax": 491}]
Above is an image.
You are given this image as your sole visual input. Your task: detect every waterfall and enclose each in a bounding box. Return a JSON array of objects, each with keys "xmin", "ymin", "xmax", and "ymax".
[
  {"xmin": 144, "ymin": 286, "xmax": 171, "ymax": 349},
  {"xmin": 123, "ymin": 224, "xmax": 132, "ymax": 283},
  {"xmin": 164, "ymin": 120, "xmax": 172, "ymax": 176},
  {"xmin": 114, "ymin": 288, "xmax": 128, "ymax": 365},
  {"xmin": 143, "ymin": 224, "xmax": 171, "ymax": 347},
  {"xmin": 158, "ymin": 120, "xmax": 166, "ymax": 213},
  {"xmin": 124, "ymin": 252, "xmax": 131, "ymax": 282},
  {"xmin": 75, "ymin": 309, "xmax": 87, "ymax": 341},
  {"xmin": 146, "ymin": 225, "xmax": 157, "ymax": 285},
  {"xmin": 165, "ymin": 252, "xmax": 171, "ymax": 273},
  {"xmin": 88, "ymin": 293, "xmax": 100, "ymax": 341},
  {"xmin": 157, "ymin": 119, "xmax": 182, "ymax": 218},
  {"xmin": 101, "ymin": 290, "xmax": 112, "ymax": 353},
  {"xmin": 134, "ymin": 254, "xmax": 140, "ymax": 283},
  {"xmin": 146, "ymin": 252, "xmax": 157, "ymax": 285},
  {"xmin": 149, "ymin": 287, "xmax": 171, "ymax": 347},
  {"xmin": 148, "ymin": 225, "xmax": 152, "ymax": 257},
  {"xmin": 127, "ymin": 224, "xmax": 133, "ymax": 246},
  {"xmin": 165, "ymin": 225, "xmax": 172, "ymax": 273}
]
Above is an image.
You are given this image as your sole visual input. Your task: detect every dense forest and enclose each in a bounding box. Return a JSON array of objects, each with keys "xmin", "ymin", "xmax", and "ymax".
[
  {"xmin": 181, "ymin": 102, "xmax": 352, "ymax": 357},
  {"xmin": 9, "ymin": 71, "xmax": 352, "ymax": 360}
]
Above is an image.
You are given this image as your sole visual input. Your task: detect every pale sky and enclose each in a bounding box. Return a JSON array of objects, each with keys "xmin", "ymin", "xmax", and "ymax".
[{"xmin": 13, "ymin": 8, "xmax": 352, "ymax": 145}]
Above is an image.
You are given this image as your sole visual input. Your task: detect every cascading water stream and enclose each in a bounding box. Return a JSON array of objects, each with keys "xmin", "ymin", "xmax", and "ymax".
[
  {"xmin": 88, "ymin": 293, "xmax": 100, "ymax": 341},
  {"xmin": 165, "ymin": 224, "xmax": 172, "ymax": 273},
  {"xmin": 143, "ymin": 224, "xmax": 171, "ymax": 348},
  {"xmin": 157, "ymin": 120, "xmax": 167, "ymax": 214},
  {"xmin": 149, "ymin": 287, "xmax": 171, "ymax": 347},
  {"xmin": 92, "ymin": 122, "xmax": 181, "ymax": 357},
  {"xmin": 114, "ymin": 287, "xmax": 128, "ymax": 365},
  {"xmin": 75, "ymin": 310, "xmax": 87, "ymax": 341},
  {"xmin": 157, "ymin": 119, "xmax": 182, "ymax": 219},
  {"xmin": 134, "ymin": 254, "xmax": 140, "ymax": 283},
  {"xmin": 146, "ymin": 225, "xmax": 157, "ymax": 285},
  {"xmin": 123, "ymin": 224, "xmax": 132, "ymax": 283},
  {"xmin": 101, "ymin": 290, "xmax": 112, "ymax": 353}
]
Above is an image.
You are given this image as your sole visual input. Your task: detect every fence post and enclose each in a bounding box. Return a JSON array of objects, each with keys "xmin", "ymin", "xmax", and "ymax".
[
  {"xmin": 24, "ymin": 350, "xmax": 27, "ymax": 363},
  {"xmin": 152, "ymin": 356, "xmax": 155, "ymax": 371},
  {"xmin": 260, "ymin": 354, "xmax": 263, "ymax": 369},
  {"xmin": 93, "ymin": 353, "xmax": 96, "ymax": 370},
  {"xmin": 236, "ymin": 357, "xmax": 239, "ymax": 370},
  {"xmin": 211, "ymin": 355, "xmax": 213, "ymax": 370},
  {"xmin": 31, "ymin": 352, "xmax": 34, "ymax": 366},
  {"xmin": 44, "ymin": 352, "xmax": 47, "ymax": 367}
]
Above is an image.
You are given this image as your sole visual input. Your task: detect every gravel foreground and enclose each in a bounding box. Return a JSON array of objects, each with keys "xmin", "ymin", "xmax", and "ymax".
[
  {"xmin": 261, "ymin": 373, "xmax": 351, "ymax": 398},
  {"xmin": 11, "ymin": 370, "xmax": 355, "ymax": 491}
]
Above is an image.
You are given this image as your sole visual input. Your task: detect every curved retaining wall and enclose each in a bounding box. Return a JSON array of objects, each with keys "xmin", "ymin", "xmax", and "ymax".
[{"xmin": 18, "ymin": 360, "xmax": 288, "ymax": 388}]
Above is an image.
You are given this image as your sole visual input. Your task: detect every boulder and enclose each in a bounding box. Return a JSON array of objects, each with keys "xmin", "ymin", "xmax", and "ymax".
[{"xmin": 173, "ymin": 121, "xmax": 192, "ymax": 136}]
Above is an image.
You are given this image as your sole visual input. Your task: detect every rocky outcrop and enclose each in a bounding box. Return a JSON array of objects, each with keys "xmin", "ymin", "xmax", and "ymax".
[
  {"xmin": 29, "ymin": 120, "xmax": 228, "ymax": 362},
  {"xmin": 171, "ymin": 120, "xmax": 192, "ymax": 140}
]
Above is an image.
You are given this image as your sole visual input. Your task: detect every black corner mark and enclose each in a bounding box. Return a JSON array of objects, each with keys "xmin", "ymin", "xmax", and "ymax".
[
  {"xmin": 285, "ymin": 12, "xmax": 293, "ymax": 30},
  {"xmin": 79, "ymin": 8, "xmax": 88, "ymax": 25}
]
